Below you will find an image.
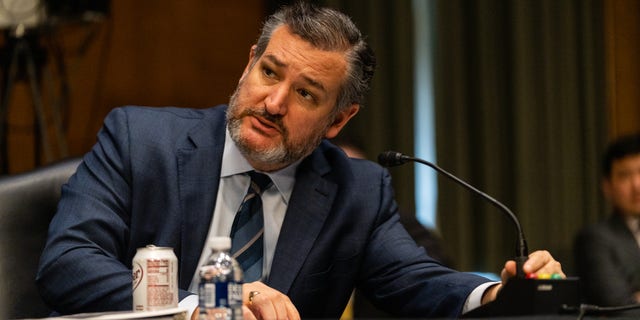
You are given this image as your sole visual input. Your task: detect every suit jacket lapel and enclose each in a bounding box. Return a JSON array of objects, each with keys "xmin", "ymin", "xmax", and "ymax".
[
  {"xmin": 177, "ymin": 107, "xmax": 227, "ymax": 288},
  {"xmin": 267, "ymin": 150, "xmax": 336, "ymax": 293}
]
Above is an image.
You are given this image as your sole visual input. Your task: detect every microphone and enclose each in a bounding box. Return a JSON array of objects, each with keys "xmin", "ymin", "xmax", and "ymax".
[{"xmin": 378, "ymin": 151, "xmax": 529, "ymax": 278}]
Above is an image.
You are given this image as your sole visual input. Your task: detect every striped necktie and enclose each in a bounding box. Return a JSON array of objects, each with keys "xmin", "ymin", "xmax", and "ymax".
[{"xmin": 230, "ymin": 171, "xmax": 272, "ymax": 282}]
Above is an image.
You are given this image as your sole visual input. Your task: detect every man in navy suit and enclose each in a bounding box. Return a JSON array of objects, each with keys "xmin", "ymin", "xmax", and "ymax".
[
  {"xmin": 574, "ymin": 133, "xmax": 640, "ymax": 307},
  {"xmin": 37, "ymin": 3, "xmax": 564, "ymax": 319}
]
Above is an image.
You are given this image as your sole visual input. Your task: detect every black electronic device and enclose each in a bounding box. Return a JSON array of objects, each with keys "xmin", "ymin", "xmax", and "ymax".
[
  {"xmin": 463, "ymin": 277, "xmax": 581, "ymax": 317},
  {"xmin": 44, "ymin": 0, "xmax": 110, "ymax": 21}
]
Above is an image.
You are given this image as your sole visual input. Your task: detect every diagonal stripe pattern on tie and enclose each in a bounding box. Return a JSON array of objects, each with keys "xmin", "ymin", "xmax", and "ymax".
[{"xmin": 230, "ymin": 171, "xmax": 272, "ymax": 282}]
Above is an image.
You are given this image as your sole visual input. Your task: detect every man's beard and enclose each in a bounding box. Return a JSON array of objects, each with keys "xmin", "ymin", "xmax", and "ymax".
[{"xmin": 226, "ymin": 84, "xmax": 331, "ymax": 169}]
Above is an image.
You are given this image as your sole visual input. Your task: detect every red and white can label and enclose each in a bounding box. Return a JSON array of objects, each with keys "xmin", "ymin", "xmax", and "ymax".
[{"xmin": 132, "ymin": 245, "xmax": 178, "ymax": 311}]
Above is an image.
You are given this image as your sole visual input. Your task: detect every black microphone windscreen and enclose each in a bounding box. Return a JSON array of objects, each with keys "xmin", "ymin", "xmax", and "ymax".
[{"xmin": 378, "ymin": 151, "xmax": 406, "ymax": 167}]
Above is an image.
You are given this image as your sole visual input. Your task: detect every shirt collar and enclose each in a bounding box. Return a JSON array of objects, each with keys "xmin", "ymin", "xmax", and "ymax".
[
  {"xmin": 623, "ymin": 215, "xmax": 640, "ymax": 233},
  {"xmin": 222, "ymin": 128, "xmax": 300, "ymax": 204}
]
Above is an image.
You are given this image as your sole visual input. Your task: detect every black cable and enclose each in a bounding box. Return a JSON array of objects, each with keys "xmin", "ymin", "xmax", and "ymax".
[{"xmin": 576, "ymin": 303, "xmax": 640, "ymax": 320}]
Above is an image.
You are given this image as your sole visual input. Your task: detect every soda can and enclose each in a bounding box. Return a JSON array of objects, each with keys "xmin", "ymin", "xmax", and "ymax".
[{"xmin": 132, "ymin": 245, "xmax": 178, "ymax": 311}]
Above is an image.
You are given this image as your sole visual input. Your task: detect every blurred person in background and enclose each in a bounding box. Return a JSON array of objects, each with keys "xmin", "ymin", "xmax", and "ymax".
[{"xmin": 574, "ymin": 133, "xmax": 640, "ymax": 306}]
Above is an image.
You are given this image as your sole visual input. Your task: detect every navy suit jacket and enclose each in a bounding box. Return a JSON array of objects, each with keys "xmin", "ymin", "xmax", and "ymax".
[{"xmin": 37, "ymin": 105, "xmax": 490, "ymax": 318}]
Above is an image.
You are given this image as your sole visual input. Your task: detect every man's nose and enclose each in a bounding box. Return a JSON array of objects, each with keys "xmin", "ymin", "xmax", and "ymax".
[{"xmin": 265, "ymin": 84, "xmax": 288, "ymax": 115}]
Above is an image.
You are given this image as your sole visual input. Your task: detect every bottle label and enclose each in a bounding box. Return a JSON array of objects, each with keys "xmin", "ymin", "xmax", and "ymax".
[
  {"xmin": 228, "ymin": 283, "xmax": 243, "ymax": 306},
  {"xmin": 199, "ymin": 282, "xmax": 217, "ymax": 308}
]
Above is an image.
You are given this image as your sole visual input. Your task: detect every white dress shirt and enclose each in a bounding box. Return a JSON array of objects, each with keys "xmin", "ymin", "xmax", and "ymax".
[
  {"xmin": 188, "ymin": 129, "xmax": 300, "ymax": 292},
  {"xmin": 624, "ymin": 216, "xmax": 640, "ymax": 248}
]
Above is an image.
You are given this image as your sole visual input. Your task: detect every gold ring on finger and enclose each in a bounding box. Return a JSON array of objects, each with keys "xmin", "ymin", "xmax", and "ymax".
[{"xmin": 249, "ymin": 290, "xmax": 261, "ymax": 303}]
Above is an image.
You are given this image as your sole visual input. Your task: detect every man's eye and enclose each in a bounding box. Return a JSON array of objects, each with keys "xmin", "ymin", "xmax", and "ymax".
[
  {"xmin": 615, "ymin": 171, "xmax": 633, "ymax": 181},
  {"xmin": 298, "ymin": 89, "xmax": 317, "ymax": 102},
  {"xmin": 263, "ymin": 67, "xmax": 276, "ymax": 78}
]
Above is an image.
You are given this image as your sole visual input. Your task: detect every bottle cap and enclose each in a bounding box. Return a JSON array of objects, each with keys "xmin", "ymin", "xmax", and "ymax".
[{"xmin": 208, "ymin": 236, "xmax": 232, "ymax": 250}]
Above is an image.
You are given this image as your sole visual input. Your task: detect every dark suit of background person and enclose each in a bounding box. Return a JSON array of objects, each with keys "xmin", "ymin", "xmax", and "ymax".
[
  {"xmin": 36, "ymin": 105, "xmax": 492, "ymax": 318},
  {"xmin": 574, "ymin": 133, "xmax": 640, "ymax": 307}
]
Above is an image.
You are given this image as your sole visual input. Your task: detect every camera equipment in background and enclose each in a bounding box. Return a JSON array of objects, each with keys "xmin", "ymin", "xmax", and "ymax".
[
  {"xmin": 45, "ymin": 0, "xmax": 110, "ymax": 23},
  {"xmin": 0, "ymin": 0, "xmax": 110, "ymax": 172}
]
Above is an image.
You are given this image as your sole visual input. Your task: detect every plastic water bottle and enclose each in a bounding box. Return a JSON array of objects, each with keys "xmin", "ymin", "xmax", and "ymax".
[{"xmin": 198, "ymin": 237, "xmax": 244, "ymax": 320}]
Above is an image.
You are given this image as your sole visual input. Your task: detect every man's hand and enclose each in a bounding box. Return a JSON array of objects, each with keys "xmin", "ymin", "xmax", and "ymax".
[
  {"xmin": 481, "ymin": 250, "xmax": 565, "ymax": 304},
  {"xmin": 242, "ymin": 281, "xmax": 301, "ymax": 320}
]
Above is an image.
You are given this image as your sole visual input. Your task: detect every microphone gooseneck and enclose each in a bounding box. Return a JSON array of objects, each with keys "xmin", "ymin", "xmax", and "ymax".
[{"xmin": 378, "ymin": 150, "xmax": 529, "ymax": 278}]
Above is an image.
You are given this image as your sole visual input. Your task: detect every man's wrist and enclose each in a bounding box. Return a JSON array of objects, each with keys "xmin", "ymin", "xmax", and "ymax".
[
  {"xmin": 462, "ymin": 281, "xmax": 500, "ymax": 314},
  {"xmin": 481, "ymin": 283, "xmax": 502, "ymax": 305}
]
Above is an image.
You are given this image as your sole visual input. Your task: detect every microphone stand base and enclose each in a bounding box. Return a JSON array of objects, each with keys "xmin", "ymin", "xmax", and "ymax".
[{"xmin": 462, "ymin": 277, "xmax": 581, "ymax": 317}]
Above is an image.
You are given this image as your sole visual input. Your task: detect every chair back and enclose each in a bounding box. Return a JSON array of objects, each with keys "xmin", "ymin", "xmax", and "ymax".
[{"xmin": 0, "ymin": 157, "xmax": 82, "ymax": 319}]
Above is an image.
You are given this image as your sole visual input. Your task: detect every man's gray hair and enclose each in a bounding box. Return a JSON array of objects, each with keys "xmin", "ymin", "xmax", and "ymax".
[{"xmin": 253, "ymin": 2, "xmax": 376, "ymax": 112}]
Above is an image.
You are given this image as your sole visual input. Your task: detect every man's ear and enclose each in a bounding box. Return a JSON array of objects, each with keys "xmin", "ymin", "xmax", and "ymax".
[
  {"xmin": 240, "ymin": 45, "xmax": 258, "ymax": 80},
  {"xmin": 325, "ymin": 104, "xmax": 360, "ymax": 139}
]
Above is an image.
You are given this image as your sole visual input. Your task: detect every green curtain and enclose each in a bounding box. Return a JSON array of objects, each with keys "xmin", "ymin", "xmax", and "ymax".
[
  {"xmin": 311, "ymin": 0, "xmax": 417, "ymax": 212},
  {"xmin": 434, "ymin": 0, "xmax": 607, "ymax": 274}
]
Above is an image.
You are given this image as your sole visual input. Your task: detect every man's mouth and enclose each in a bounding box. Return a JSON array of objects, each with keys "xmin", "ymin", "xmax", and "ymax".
[{"xmin": 249, "ymin": 115, "xmax": 282, "ymax": 135}]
